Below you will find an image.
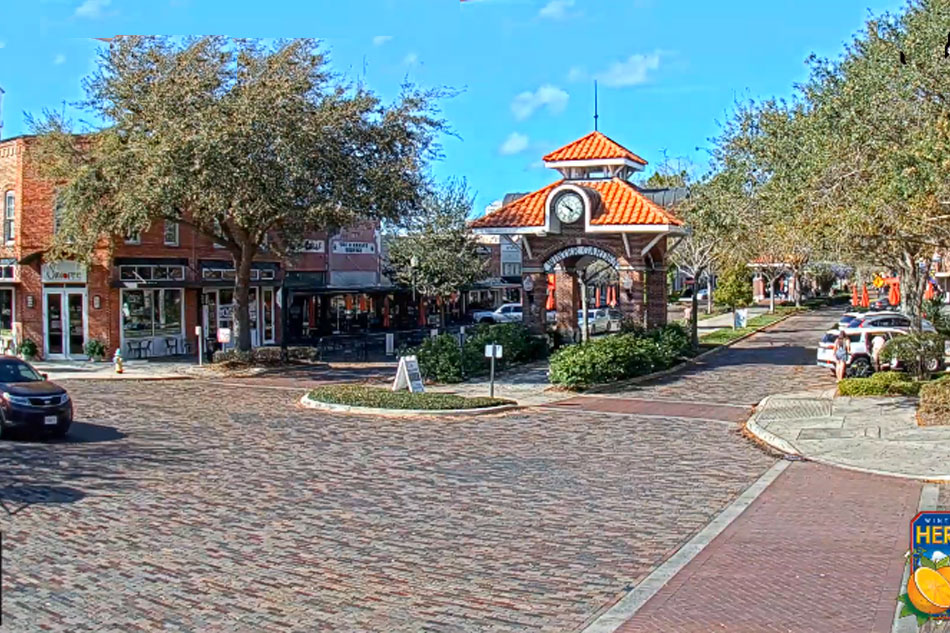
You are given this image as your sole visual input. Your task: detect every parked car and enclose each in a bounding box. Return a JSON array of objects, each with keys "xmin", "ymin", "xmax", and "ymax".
[
  {"xmin": 577, "ymin": 308, "xmax": 622, "ymax": 335},
  {"xmin": 870, "ymin": 297, "xmax": 897, "ymax": 311},
  {"xmin": 678, "ymin": 287, "xmax": 710, "ymax": 303},
  {"xmin": 851, "ymin": 313, "xmax": 936, "ymax": 333},
  {"xmin": 817, "ymin": 327, "xmax": 905, "ymax": 377},
  {"xmin": 471, "ymin": 303, "xmax": 523, "ymax": 324},
  {"xmin": 0, "ymin": 358, "xmax": 72, "ymax": 439}
]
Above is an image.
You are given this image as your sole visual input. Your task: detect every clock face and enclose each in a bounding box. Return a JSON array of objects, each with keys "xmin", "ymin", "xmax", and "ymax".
[{"xmin": 555, "ymin": 192, "xmax": 584, "ymax": 224}]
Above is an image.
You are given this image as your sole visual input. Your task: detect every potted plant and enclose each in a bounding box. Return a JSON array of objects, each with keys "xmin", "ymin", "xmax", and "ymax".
[
  {"xmin": 17, "ymin": 338, "xmax": 37, "ymax": 361},
  {"xmin": 84, "ymin": 339, "xmax": 107, "ymax": 361}
]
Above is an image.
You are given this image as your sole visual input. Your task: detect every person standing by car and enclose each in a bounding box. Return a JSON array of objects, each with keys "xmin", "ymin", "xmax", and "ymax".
[
  {"xmin": 833, "ymin": 330, "xmax": 851, "ymax": 381},
  {"xmin": 871, "ymin": 332, "xmax": 887, "ymax": 372}
]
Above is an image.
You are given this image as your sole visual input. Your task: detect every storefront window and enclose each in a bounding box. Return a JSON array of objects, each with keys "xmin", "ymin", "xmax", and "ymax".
[
  {"xmin": 0, "ymin": 289, "xmax": 13, "ymax": 333},
  {"xmin": 122, "ymin": 289, "xmax": 183, "ymax": 340}
]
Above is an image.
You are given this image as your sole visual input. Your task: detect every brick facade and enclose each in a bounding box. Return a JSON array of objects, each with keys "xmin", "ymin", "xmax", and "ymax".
[{"xmin": 0, "ymin": 136, "xmax": 394, "ymax": 360}]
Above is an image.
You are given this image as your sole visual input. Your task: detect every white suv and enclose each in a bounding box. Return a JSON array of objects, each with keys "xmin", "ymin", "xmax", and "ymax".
[
  {"xmin": 817, "ymin": 327, "xmax": 905, "ymax": 377},
  {"xmin": 471, "ymin": 303, "xmax": 523, "ymax": 324}
]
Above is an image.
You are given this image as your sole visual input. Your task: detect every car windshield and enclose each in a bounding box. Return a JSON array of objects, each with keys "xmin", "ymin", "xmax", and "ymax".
[
  {"xmin": 0, "ymin": 361, "xmax": 44, "ymax": 383},
  {"xmin": 820, "ymin": 333, "xmax": 837, "ymax": 344}
]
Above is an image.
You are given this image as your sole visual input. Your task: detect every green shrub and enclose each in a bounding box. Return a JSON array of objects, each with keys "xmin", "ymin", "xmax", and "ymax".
[
  {"xmin": 879, "ymin": 332, "xmax": 947, "ymax": 378},
  {"xmin": 83, "ymin": 339, "xmax": 107, "ymax": 359},
  {"xmin": 307, "ymin": 385, "xmax": 513, "ymax": 410},
  {"xmin": 17, "ymin": 338, "xmax": 37, "ymax": 360},
  {"xmin": 548, "ymin": 323, "xmax": 692, "ymax": 389},
  {"xmin": 213, "ymin": 346, "xmax": 320, "ymax": 366},
  {"xmin": 837, "ymin": 371, "xmax": 922, "ymax": 396},
  {"xmin": 414, "ymin": 323, "xmax": 548, "ymax": 384},
  {"xmin": 919, "ymin": 380, "xmax": 950, "ymax": 425}
]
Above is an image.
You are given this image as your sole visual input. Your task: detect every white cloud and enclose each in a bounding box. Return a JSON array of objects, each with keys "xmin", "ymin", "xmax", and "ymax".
[
  {"xmin": 499, "ymin": 132, "xmax": 529, "ymax": 156},
  {"xmin": 403, "ymin": 52, "xmax": 419, "ymax": 66},
  {"xmin": 567, "ymin": 66, "xmax": 586, "ymax": 82},
  {"xmin": 74, "ymin": 0, "xmax": 111, "ymax": 18},
  {"xmin": 539, "ymin": 0, "xmax": 574, "ymax": 19},
  {"xmin": 511, "ymin": 84, "xmax": 568, "ymax": 120},
  {"xmin": 372, "ymin": 35, "xmax": 392, "ymax": 47},
  {"xmin": 54, "ymin": 54, "xmax": 66, "ymax": 65},
  {"xmin": 595, "ymin": 51, "xmax": 661, "ymax": 87}
]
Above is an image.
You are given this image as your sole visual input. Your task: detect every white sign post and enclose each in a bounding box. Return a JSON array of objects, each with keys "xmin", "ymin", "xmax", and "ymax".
[
  {"xmin": 393, "ymin": 355, "xmax": 425, "ymax": 393},
  {"xmin": 484, "ymin": 343, "xmax": 503, "ymax": 398},
  {"xmin": 195, "ymin": 326, "xmax": 203, "ymax": 366},
  {"xmin": 734, "ymin": 308, "xmax": 748, "ymax": 329},
  {"xmin": 385, "ymin": 333, "xmax": 395, "ymax": 356}
]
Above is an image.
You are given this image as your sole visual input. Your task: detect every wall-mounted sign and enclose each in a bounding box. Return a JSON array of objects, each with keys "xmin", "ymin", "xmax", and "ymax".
[
  {"xmin": 522, "ymin": 277, "xmax": 534, "ymax": 292},
  {"xmin": 300, "ymin": 239, "xmax": 325, "ymax": 253},
  {"xmin": 216, "ymin": 328, "xmax": 231, "ymax": 344},
  {"xmin": 331, "ymin": 241, "xmax": 376, "ymax": 255},
  {"xmin": 41, "ymin": 261, "xmax": 87, "ymax": 284},
  {"xmin": 543, "ymin": 246, "xmax": 618, "ymax": 273}
]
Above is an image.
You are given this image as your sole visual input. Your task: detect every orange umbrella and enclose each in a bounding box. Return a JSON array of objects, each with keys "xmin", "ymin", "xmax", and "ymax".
[
  {"xmin": 308, "ymin": 296, "xmax": 316, "ymax": 327},
  {"xmin": 925, "ymin": 282, "xmax": 936, "ymax": 301},
  {"xmin": 358, "ymin": 295, "xmax": 368, "ymax": 312},
  {"xmin": 888, "ymin": 280, "xmax": 901, "ymax": 307},
  {"xmin": 851, "ymin": 285, "xmax": 858, "ymax": 307},
  {"xmin": 545, "ymin": 274, "xmax": 556, "ymax": 311},
  {"xmin": 860, "ymin": 285, "xmax": 869, "ymax": 308},
  {"xmin": 608, "ymin": 286, "xmax": 617, "ymax": 307},
  {"xmin": 383, "ymin": 296, "xmax": 391, "ymax": 328},
  {"xmin": 418, "ymin": 298, "xmax": 426, "ymax": 327},
  {"xmin": 345, "ymin": 294, "xmax": 353, "ymax": 311},
  {"xmin": 595, "ymin": 287, "xmax": 601, "ymax": 307}
]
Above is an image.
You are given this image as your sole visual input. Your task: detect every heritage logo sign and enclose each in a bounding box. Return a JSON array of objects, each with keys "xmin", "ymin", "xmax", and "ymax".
[{"xmin": 899, "ymin": 511, "xmax": 950, "ymax": 627}]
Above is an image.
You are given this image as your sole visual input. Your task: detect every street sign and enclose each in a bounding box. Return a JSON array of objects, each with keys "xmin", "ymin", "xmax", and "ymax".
[
  {"xmin": 217, "ymin": 328, "xmax": 231, "ymax": 344},
  {"xmin": 484, "ymin": 344, "xmax": 503, "ymax": 359},
  {"xmin": 522, "ymin": 277, "xmax": 534, "ymax": 292},
  {"xmin": 392, "ymin": 355, "xmax": 425, "ymax": 393}
]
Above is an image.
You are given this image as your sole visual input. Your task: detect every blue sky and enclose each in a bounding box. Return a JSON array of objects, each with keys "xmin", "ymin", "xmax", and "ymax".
[{"xmin": 0, "ymin": 0, "xmax": 906, "ymax": 215}]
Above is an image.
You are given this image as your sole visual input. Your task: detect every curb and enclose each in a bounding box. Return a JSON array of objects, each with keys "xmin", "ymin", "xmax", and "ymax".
[
  {"xmin": 584, "ymin": 311, "xmax": 799, "ymax": 394},
  {"xmin": 299, "ymin": 394, "xmax": 521, "ymax": 417},
  {"xmin": 54, "ymin": 374, "xmax": 193, "ymax": 382},
  {"xmin": 744, "ymin": 395, "xmax": 950, "ymax": 483}
]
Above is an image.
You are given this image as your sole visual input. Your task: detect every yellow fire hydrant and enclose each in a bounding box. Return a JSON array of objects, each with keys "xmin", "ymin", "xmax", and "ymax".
[{"xmin": 113, "ymin": 348, "xmax": 124, "ymax": 374}]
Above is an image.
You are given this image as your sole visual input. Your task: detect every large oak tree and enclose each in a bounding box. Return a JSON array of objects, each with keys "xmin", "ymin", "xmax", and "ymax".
[{"xmin": 30, "ymin": 36, "xmax": 447, "ymax": 351}]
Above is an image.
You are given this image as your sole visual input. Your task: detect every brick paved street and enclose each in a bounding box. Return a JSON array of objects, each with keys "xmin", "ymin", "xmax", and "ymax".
[{"xmin": 0, "ymin": 380, "xmax": 776, "ymax": 632}]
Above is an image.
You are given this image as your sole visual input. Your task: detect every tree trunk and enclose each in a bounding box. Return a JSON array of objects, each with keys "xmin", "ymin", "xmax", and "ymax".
[
  {"xmin": 768, "ymin": 274, "xmax": 777, "ymax": 314},
  {"xmin": 792, "ymin": 269, "xmax": 801, "ymax": 307},
  {"xmin": 690, "ymin": 280, "xmax": 700, "ymax": 350},
  {"xmin": 705, "ymin": 271, "xmax": 713, "ymax": 314},
  {"xmin": 900, "ymin": 253, "xmax": 926, "ymax": 332},
  {"xmin": 233, "ymin": 242, "xmax": 256, "ymax": 353}
]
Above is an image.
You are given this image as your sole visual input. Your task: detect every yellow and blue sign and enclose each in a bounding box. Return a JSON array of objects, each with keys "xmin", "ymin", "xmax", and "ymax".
[{"xmin": 899, "ymin": 512, "xmax": 950, "ymax": 626}]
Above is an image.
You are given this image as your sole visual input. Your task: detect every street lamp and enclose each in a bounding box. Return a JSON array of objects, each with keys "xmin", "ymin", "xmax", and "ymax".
[{"xmin": 410, "ymin": 255, "xmax": 418, "ymax": 302}]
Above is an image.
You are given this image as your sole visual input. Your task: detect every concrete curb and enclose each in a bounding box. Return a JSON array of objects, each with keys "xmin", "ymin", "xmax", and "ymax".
[
  {"xmin": 584, "ymin": 311, "xmax": 799, "ymax": 394},
  {"xmin": 581, "ymin": 460, "xmax": 792, "ymax": 632},
  {"xmin": 299, "ymin": 394, "xmax": 520, "ymax": 417},
  {"xmin": 744, "ymin": 395, "xmax": 950, "ymax": 483}
]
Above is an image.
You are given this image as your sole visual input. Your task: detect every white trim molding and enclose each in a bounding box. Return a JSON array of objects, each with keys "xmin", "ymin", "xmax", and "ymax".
[{"xmin": 544, "ymin": 157, "xmax": 645, "ymax": 171}]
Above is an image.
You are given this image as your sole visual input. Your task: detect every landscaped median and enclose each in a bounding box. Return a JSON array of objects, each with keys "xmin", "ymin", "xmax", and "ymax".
[
  {"xmin": 300, "ymin": 385, "xmax": 517, "ymax": 416},
  {"xmin": 699, "ymin": 307, "xmax": 800, "ymax": 346}
]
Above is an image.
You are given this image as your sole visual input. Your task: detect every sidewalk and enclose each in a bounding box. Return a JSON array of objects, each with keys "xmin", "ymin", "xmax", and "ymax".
[
  {"xmin": 747, "ymin": 390, "xmax": 950, "ymax": 481},
  {"xmin": 610, "ymin": 462, "xmax": 922, "ymax": 633},
  {"xmin": 694, "ymin": 306, "xmax": 768, "ymax": 336},
  {"xmin": 31, "ymin": 359, "xmax": 194, "ymax": 381}
]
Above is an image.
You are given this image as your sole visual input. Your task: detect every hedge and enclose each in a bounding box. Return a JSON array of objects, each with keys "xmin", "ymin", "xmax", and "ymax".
[
  {"xmin": 213, "ymin": 346, "xmax": 321, "ymax": 365},
  {"xmin": 413, "ymin": 323, "xmax": 548, "ymax": 383},
  {"xmin": 306, "ymin": 385, "xmax": 513, "ymax": 410},
  {"xmin": 548, "ymin": 323, "xmax": 692, "ymax": 389},
  {"xmin": 837, "ymin": 371, "xmax": 923, "ymax": 397},
  {"xmin": 917, "ymin": 376, "xmax": 950, "ymax": 425}
]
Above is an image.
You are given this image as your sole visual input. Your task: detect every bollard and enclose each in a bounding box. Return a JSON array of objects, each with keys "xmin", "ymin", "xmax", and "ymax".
[{"xmin": 113, "ymin": 348, "xmax": 124, "ymax": 374}]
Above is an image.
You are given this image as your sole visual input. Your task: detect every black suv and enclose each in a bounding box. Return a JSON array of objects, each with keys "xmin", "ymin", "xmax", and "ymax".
[{"xmin": 0, "ymin": 358, "xmax": 72, "ymax": 439}]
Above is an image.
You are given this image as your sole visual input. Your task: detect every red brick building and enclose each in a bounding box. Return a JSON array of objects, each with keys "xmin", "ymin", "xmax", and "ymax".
[{"xmin": 0, "ymin": 135, "xmax": 405, "ymax": 360}]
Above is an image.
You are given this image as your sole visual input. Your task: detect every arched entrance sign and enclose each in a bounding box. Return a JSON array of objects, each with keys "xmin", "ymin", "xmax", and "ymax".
[{"xmin": 543, "ymin": 245, "xmax": 618, "ymax": 273}]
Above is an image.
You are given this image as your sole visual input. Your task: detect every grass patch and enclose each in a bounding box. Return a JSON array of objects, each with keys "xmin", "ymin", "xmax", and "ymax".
[
  {"xmin": 306, "ymin": 385, "xmax": 514, "ymax": 410},
  {"xmin": 699, "ymin": 309, "xmax": 796, "ymax": 346}
]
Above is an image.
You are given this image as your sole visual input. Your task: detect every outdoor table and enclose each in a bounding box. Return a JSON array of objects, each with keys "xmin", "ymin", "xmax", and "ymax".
[{"xmin": 126, "ymin": 339, "xmax": 152, "ymax": 359}]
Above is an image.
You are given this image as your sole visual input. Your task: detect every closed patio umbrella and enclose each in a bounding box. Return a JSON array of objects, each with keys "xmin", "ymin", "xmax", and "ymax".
[
  {"xmin": 888, "ymin": 280, "xmax": 901, "ymax": 307},
  {"xmin": 358, "ymin": 294, "xmax": 368, "ymax": 312},
  {"xmin": 608, "ymin": 286, "xmax": 617, "ymax": 307},
  {"xmin": 925, "ymin": 282, "xmax": 936, "ymax": 301},
  {"xmin": 851, "ymin": 285, "xmax": 858, "ymax": 307},
  {"xmin": 595, "ymin": 287, "xmax": 601, "ymax": 308},
  {"xmin": 382, "ymin": 297, "xmax": 391, "ymax": 328},
  {"xmin": 308, "ymin": 296, "xmax": 316, "ymax": 328},
  {"xmin": 418, "ymin": 298, "xmax": 426, "ymax": 327},
  {"xmin": 345, "ymin": 294, "xmax": 353, "ymax": 311},
  {"xmin": 860, "ymin": 285, "xmax": 869, "ymax": 308},
  {"xmin": 545, "ymin": 274, "xmax": 556, "ymax": 311}
]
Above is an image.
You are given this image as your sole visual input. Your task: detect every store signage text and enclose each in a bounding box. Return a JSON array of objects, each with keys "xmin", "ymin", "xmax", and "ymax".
[{"xmin": 331, "ymin": 241, "xmax": 376, "ymax": 255}]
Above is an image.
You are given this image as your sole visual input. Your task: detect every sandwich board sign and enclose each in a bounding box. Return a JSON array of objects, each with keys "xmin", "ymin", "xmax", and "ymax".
[{"xmin": 393, "ymin": 355, "xmax": 425, "ymax": 393}]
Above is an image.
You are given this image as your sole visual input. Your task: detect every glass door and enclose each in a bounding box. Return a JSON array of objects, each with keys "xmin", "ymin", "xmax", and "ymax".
[
  {"xmin": 262, "ymin": 288, "xmax": 275, "ymax": 344},
  {"xmin": 248, "ymin": 288, "xmax": 259, "ymax": 348},
  {"xmin": 46, "ymin": 292, "xmax": 64, "ymax": 356},
  {"xmin": 67, "ymin": 293, "xmax": 85, "ymax": 356},
  {"xmin": 44, "ymin": 289, "xmax": 86, "ymax": 359}
]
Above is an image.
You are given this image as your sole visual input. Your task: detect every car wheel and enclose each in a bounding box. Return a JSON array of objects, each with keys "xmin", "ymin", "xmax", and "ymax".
[
  {"xmin": 51, "ymin": 424, "xmax": 70, "ymax": 440},
  {"xmin": 925, "ymin": 357, "xmax": 942, "ymax": 373},
  {"xmin": 849, "ymin": 357, "xmax": 873, "ymax": 378},
  {"xmin": 480, "ymin": 318, "xmax": 494, "ymax": 324}
]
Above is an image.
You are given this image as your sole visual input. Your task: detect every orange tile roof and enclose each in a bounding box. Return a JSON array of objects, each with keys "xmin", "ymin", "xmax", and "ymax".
[
  {"xmin": 542, "ymin": 131, "xmax": 647, "ymax": 165},
  {"xmin": 470, "ymin": 178, "xmax": 682, "ymax": 229}
]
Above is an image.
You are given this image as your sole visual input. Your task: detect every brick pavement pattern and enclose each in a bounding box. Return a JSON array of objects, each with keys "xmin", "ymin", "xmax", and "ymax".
[
  {"xmin": 0, "ymin": 381, "xmax": 776, "ymax": 632},
  {"xmin": 615, "ymin": 462, "xmax": 921, "ymax": 633},
  {"xmin": 602, "ymin": 309, "xmax": 836, "ymax": 405}
]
